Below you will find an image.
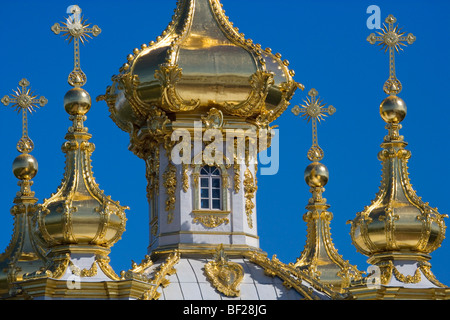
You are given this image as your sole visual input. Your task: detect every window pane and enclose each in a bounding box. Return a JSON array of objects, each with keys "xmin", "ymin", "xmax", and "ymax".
[
  {"xmin": 201, "ymin": 199, "xmax": 209, "ymax": 209},
  {"xmin": 212, "ymin": 189, "xmax": 220, "ymax": 199},
  {"xmin": 212, "ymin": 199, "xmax": 221, "ymax": 209},
  {"xmin": 211, "ymin": 167, "xmax": 220, "ymax": 176},
  {"xmin": 201, "ymin": 188, "xmax": 209, "ymax": 198},
  {"xmin": 201, "ymin": 167, "xmax": 209, "ymax": 175},
  {"xmin": 212, "ymin": 178, "xmax": 220, "ymax": 188},
  {"xmin": 201, "ymin": 178, "xmax": 209, "ymax": 188}
]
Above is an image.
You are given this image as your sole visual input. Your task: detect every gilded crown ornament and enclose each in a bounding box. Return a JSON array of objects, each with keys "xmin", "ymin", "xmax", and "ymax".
[
  {"xmin": 52, "ymin": 5, "xmax": 101, "ymax": 87},
  {"xmin": 205, "ymin": 244, "xmax": 244, "ymax": 297},
  {"xmin": 349, "ymin": 15, "xmax": 447, "ymax": 288}
]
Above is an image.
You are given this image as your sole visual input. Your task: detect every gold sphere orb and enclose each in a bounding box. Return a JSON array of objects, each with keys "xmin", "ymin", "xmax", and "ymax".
[
  {"xmin": 380, "ymin": 95, "xmax": 407, "ymax": 123},
  {"xmin": 64, "ymin": 88, "xmax": 91, "ymax": 116},
  {"xmin": 304, "ymin": 162, "xmax": 329, "ymax": 188},
  {"xmin": 12, "ymin": 153, "xmax": 38, "ymax": 180}
]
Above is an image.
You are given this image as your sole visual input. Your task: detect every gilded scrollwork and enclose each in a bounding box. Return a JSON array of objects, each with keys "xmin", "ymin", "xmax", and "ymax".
[
  {"xmin": 223, "ymin": 71, "xmax": 274, "ymax": 118},
  {"xmin": 96, "ymin": 255, "xmax": 121, "ymax": 280},
  {"xmin": 141, "ymin": 251, "xmax": 181, "ymax": 300},
  {"xmin": 367, "ymin": 260, "xmax": 447, "ymax": 288},
  {"xmin": 69, "ymin": 260, "xmax": 98, "ymax": 278},
  {"xmin": 246, "ymin": 251, "xmax": 341, "ymax": 300},
  {"xmin": 155, "ymin": 64, "xmax": 200, "ymax": 112},
  {"xmin": 192, "ymin": 211, "xmax": 230, "ymax": 228},
  {"xmin": 202, "ymin": 108, "xmax": 224, "ymax": 130},
  {"xmin": 377, "ymin": 261, "xmax": 420, "ymax": 285}
]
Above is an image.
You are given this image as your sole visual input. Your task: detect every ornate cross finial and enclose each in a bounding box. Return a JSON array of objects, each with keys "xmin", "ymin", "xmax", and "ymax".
[
  {"xmin": 2, "ymin": 79, "xmax": 48, "ymax": 154},
  {"xmin": 292, "ymin": 88, "xmax": 336, "ymax": 162},
  {"xmin": 367, "ymin": 15, "xmax": 416, "ymax": 95},
  {"xmin": 51, "ymin": 5, "xmax": 101, "ymax": 87}
]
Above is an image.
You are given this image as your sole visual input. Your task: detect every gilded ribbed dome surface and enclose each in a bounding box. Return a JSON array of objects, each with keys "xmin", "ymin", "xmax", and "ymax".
[{"xmin": 100, "ymin": 0, "xmax": 300, "ymax": 132}]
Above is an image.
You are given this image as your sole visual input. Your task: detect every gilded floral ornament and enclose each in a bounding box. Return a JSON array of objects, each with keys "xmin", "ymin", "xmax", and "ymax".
[
  {"xmin": 163, "ymin": 162, "xmax": 177, "ymax": 224},
  {"xmin": 205, "ymin": 245, "xmax": 244, "ymax": 297},
  {"xmin": 193, "ymin": 212, "xmax": 230, "ymax": 228},
  {"xmin": 243, "ymin": 168, "xmax": 257, "ymax": 229}
]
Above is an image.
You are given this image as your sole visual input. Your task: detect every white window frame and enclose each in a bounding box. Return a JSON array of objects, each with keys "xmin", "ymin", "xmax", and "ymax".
[{"xmin": 199, "ymin": 166, "xmax": 222, "ymax": 211}]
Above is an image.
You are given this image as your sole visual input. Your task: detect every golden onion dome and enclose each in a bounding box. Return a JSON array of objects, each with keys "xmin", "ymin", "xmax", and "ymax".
[
  {"xmin": 35, "ymin": 88, "xmax": 128, "ymax": 249},
  {"xmin": 99, "ymin": 0, "xmax": 302, "ymax": 132}
]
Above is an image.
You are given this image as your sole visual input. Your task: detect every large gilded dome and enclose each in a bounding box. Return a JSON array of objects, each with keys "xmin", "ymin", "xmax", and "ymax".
[{"xmin": 99, "ymin": 0, "xmax": 302, "ymax": 133}]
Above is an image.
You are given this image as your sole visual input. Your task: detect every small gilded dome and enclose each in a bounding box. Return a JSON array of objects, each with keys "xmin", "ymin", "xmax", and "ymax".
[
  {"xmin": 100, "ymin": 0, "xmax": 301, "ymax": 132},
  {"xmin": 349, "ymin": 141, "xmax": 447, "ymax": 263},
  {"xmin": 12, "ymin": 153, "xmax": 38, "ymax": 180},
  {"xmin": 36, "ymin": 89, "xmax": 128, "ymax": 249},
  {"xmin": 380, "ymin": 95, "xmax": 407, "ymax": 123}
]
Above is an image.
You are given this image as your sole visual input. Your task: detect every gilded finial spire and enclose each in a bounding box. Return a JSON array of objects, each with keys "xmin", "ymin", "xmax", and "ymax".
[
  {"xmin": 367, "ymin": 15, "xmax": 416, "ymax": 95},
  {"xmin": 27, "ymin": 6, "xmax": 128, "ymax": 284},
  {"xmin": 291, "ymin": 88, "xmax": 336, "ymax": 162},
  {"xmin": 2, "ymin": 79, "xmax": 47, "ymax": 154},
  {"xmin": 348, "ymin": 14, "xmax": 447, "ymax": 292},
  {"xmin": 51, "ymin": 5, "xmax": 101, "ymax": 87},
  {"xmin": 0, "ymin": 80, "xmax": 47, "ymax": 296},
  {"xmin": 291, "ymin": 90, "xmax": 362, "ymax": 292}
]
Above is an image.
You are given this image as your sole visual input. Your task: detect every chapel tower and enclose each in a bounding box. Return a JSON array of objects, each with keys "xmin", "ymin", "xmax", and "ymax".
[{"xmin": 99, "ymin": 0, "xmax": 302, "ymax": 255}]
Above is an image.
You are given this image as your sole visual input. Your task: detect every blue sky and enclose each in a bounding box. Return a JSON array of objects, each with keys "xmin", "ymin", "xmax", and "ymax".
[{"xmin": 1, "ymin": 0, "xmax": 449, "ymax": 286}]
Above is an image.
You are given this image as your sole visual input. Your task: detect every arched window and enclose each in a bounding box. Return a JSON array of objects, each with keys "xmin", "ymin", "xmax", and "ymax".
[{"xmin": 199, "ymin": 166, "xmax": 222, "ymax": 210}]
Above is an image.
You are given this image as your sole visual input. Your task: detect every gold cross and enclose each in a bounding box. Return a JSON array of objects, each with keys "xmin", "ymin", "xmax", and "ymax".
[
  {"xmin": 367, "ymin": 15, "xmax": 416, "ymax": 95},
  {"xmin": 51, "ymin": 5, "xmax": 101, "ymax": 87},
  {"xmin": 1, "ymin": 79, "xmax": 48, "ymax": 154},
  {"xmin": 292, "ymin": 88, "xmax": 336, "ymax": 162}
]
